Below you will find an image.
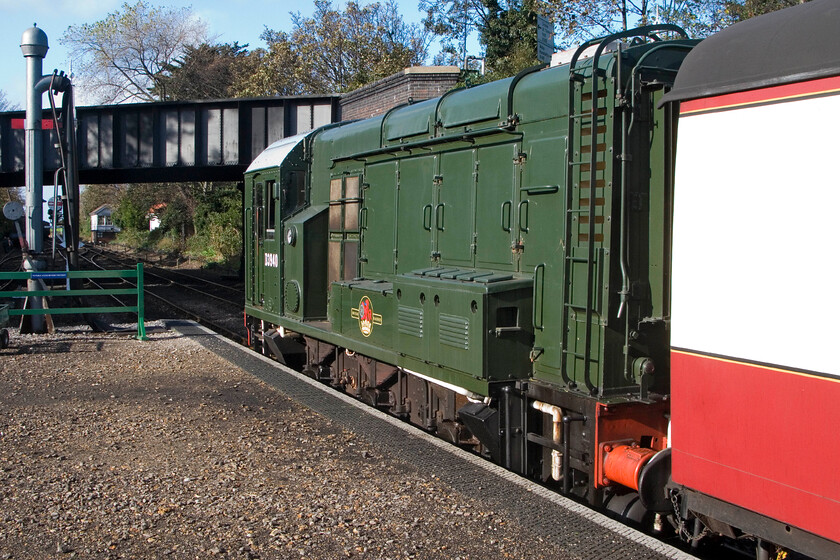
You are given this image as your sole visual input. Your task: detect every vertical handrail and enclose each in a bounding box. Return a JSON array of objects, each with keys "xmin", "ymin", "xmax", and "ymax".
[{"xmin": 532, "ymin": 263, "xmax": 545, "ymax": 330}]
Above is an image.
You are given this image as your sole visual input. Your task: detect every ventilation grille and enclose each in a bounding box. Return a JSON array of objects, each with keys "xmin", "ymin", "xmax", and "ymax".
[
  {"xmin": 439, "ymin": 314, "xmax": 469, "ymax": 350},
  {"xmin": 398, "ymin": 306, "xmax": 423, "ymax": 338}
]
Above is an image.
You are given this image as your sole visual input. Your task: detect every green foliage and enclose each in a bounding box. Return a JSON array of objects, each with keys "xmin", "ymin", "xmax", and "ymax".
[
  {"xmin": 155, "ymin": 230, "xmax": 184, "ymax": 254},
  {"xmin": 81, "ymin": 185, "xmax": 122, "ymax": 217},
  {"xmin": 253, "ymin": 0, "xmax": 430, "ymax": 95},
  {"xmin": 56, "ymin": 0, "xmax": 430, "ymax": 102},
  {"xmin": 110, "ymin": 183, "xmax": 241, "ymax": 265},
  {"xmin": 193, "ymin": 187, "xmax": 242, "ymax": 235},
  {"xmin": 422, "ymin": 0, "xmax": 732, "ymax": 71},
  {"xmin": 481, "ymin": 0, "xmax": 542, "ymax": 78},
  {"xmin": 544, "ymin": 0, "xmax": 733, "ymax": 45},
  {"xmin": 421, "ymin": 1, "xmax": 542, "ymax": 79},
  {"xmin": 113, "ymin": 197, "xmax": 148, "ymax": 231},
  {"xmin": 113, "ymin": 183, "xmax": 162, "ymax": 231},
  {"xmin": 232, "ymin": 35, "xmax": 305, "ymax": 97},
  {"xmin": 725, "ymin": 0, "xmax": 807, "ymax": 21},
  {"xmin": 159, "ymin": 198, "xmax": 191, "ymax": 235},
  {"xmin": 153, "ymin": 42, "xmax": 251, "ymax": 101},
  {"xmin": 186, "ymin": 223, "xmax": 242, "ymax": 266},
  {"xmin": 61, "ymin": 1, "xmax": 207, "ymax": 103},
  {"xmin": 421, "ymin": 0, "xmax": 492, "ymax": 68},
  {"xmin": 115, "ymin": 228, "xmax": 151, "ymax": 250},
  {"xmin": 80, "ymin": 184, "xmax": 122, "ymax": 241},
  {"xmin": 189, "ymin": 186, "xmax": 243, "ymax": 264}
]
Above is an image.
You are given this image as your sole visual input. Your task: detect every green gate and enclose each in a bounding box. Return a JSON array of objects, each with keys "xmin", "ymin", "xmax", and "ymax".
[{"xmin": 0, "ymin": 263, "xmax": 147, "ymax": 340}]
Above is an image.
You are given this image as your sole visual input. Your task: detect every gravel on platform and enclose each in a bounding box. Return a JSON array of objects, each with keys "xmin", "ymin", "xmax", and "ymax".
[{"xmin": 0, "ymin": 324, "xmax": 591, "ymax": 560}]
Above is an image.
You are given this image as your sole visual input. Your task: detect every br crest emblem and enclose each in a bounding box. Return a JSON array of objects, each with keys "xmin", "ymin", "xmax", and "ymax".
[{"xmin": 350, "ymin": 296, "xmax": 382, "ymax": 337}]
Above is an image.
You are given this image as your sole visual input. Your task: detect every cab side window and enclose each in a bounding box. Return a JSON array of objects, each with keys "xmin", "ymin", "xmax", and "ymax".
[{"xmin": 328, "ymin": 175, "xmax": 361, "ymax": 284}]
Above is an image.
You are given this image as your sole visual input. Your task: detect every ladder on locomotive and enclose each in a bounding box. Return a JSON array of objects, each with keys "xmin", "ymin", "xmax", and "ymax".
[
  {"xmin": 562, "ymin": 26, "xmax": 689, "ymax": 395},
  {"xmin": 563, "ymin": 37, "xmax": 610, "ymax": 395}
]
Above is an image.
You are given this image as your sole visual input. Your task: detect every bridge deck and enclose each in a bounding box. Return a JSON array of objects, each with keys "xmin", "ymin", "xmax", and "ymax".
[{"xmin": 0, "ymin": 95, "xmax": 338, "ymax": 187}]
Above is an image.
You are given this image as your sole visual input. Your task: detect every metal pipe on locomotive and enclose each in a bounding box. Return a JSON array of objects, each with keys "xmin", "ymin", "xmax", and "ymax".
[{"xmin": 244, "ymin": 2, "xmax": 840, "ymax": 558}]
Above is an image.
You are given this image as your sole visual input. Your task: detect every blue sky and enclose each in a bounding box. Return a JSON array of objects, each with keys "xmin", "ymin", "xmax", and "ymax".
[{"xmin": 0, "ymin": 0, "xmax": 459, "ymax": 109}]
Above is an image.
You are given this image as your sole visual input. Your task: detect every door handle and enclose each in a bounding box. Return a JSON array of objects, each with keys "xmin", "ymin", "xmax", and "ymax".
[
  {"xmin": 501, "ymin": 201, "xmax": 512, "ymax": 232},
  {"xmin": 533, "ymin": 263, "xmax": 545, "ymax": 330},
  {"xmin": 518, "ymin": 200, "xmax": 529, "ymax": 233},
  {"xmin": 359, "ymin": 207, "xmax": 368, "ymax": 230}
]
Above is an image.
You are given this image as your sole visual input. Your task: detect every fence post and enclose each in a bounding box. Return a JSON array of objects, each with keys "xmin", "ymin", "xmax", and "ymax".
[{"xmin": 136, "ymin": 262, "xmax": 147, "ymax": 340}]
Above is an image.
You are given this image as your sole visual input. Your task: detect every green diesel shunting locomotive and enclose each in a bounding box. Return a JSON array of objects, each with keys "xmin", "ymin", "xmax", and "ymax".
[{"xmin": 245, "ymin": 27, "xmax": 695, "ymax": 518}]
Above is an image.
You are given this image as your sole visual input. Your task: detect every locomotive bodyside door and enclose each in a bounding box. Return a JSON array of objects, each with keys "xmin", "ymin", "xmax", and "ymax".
[
  {"xmin": 261, "ymin": 177, "xmax": 281, "ymax": 314},
  {"xmin": 249, "ymin": 173, "xmax": 282, "ymax": 314},
  {"xmin": 435, "ymin": 149, "xmax": 477, "ymax": 268},
  {"xmin": 474, "ymin": 142, "xmax": 518, "ymax": 269}
]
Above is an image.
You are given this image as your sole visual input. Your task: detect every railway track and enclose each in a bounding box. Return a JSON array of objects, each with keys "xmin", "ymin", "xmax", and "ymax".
[
  {"xmin": 0, "ymin": 249, "xmax": 22, "ymax": 293},
  {"xmin": 79, "ymin": 246, "xmax": 246, "ymax": 343}
]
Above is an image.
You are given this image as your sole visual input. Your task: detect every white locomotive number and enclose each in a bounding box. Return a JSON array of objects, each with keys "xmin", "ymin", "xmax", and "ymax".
[{"xmin": 264, "ymin": 252, "xmax": 279, "ymax": 268}]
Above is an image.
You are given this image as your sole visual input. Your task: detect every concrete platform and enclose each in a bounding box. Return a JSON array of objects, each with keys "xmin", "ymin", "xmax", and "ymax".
[{"xmin": 174, "ymin": 320, "xmax": 697, "ymax": 560}]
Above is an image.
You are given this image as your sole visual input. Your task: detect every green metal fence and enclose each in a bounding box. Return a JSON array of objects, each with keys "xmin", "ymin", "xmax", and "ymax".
[{"xmin": 0, "ymin": 263, "xmax": 146, "ymax": 340}]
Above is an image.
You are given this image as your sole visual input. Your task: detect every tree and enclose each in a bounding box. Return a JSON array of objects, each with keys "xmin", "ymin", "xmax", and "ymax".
[
  {"xmin": 480, "ymin": 1, "xmax": 542, "ymax": 78},
  {"xmin": 112, "ymin": 183, "xmax": 161, "ymax": 230},
  {"xmin": 80, "ymin": 184, "xmax": 123, "ymax": 238},
  {"xmin": 61, "ymin": 1, "xmax": 207, "ymax": 103},
  {"xmin": 81, "ymin": 184, "xmax": 123, "ymax": 216},
  {"xmin": 0, "ymin": 90, "xmax": 20, "ymax": 111},
  {"xmin": 152, "ymin": 42, "xmax": 251, "ymax": 101},
  {"xmin": 191, "ymin": 185, "xmax": 242, "ymax": 261},
  {"xmin": 421, "ymin": 0, "xmax": 488, "ymax": 68},
  {"xmin": 726, "ymin": 0, "xmax": 808, "ymax": 21},
  {"xmin": 545, "ymin": 0, "xmax": 733, "ymax": 45},
  {"xmin": 421, "ymin": 1, "xmax": 541, "ymax": 78},
  {"xmin": 423, "ymin": 0, "xmax": 732, "ymax": 70},
  {"xmin": 231, "ymin": 33, "xmax": 306, "ymax": 97},
  {"xmin": 257, "ymin": 0, "xmax": 430, "ymax": 95}
]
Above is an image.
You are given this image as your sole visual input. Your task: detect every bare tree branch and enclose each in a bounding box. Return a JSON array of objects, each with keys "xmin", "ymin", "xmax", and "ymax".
[{"xmin": 61, "ymin": 1, "xmax": 207, "ymax": 104}]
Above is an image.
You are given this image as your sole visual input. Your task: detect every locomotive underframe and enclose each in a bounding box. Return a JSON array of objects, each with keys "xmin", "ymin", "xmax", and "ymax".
[
  {"xmin": 252, "ymin": 317, "xmax": 840, "ymax": 560},
  {"xmin": 249, "ymin": 313, "xmax": 669, "ymax": 517}
]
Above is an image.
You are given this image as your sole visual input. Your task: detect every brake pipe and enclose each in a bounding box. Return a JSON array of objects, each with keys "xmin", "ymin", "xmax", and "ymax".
[{"xmin": 532, "ymin": 401, "xmax": 563, "ymax": 481}]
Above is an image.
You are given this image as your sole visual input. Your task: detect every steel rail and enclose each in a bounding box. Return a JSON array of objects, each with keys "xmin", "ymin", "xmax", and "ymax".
[
  {"xmin": 80, "ymin": 251, "xmax": 245, "ymax": 344},
  {"xmin": 85, "ymin": 248, "xmax": 242, "ymax": 310}
]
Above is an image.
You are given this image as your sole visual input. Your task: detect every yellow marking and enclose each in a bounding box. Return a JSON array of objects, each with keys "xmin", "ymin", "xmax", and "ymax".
[
  {"xmin": 681, "ymin": 87, "xmax": 840, "ymax": 115},
  {"xmin": 672, "ymin": 349, "xmax": 839, "ymax": 383}
]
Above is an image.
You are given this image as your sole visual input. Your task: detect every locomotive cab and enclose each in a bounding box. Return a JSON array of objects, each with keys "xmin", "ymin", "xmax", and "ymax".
[{"xmin": 245, "ymin": 133, "xmax": 320, "ymax": 325}]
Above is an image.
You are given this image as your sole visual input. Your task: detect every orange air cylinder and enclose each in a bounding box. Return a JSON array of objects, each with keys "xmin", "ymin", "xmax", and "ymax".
[{"xmin": 602, "ymin": 445, "xmax": 657, "ymax": 491}]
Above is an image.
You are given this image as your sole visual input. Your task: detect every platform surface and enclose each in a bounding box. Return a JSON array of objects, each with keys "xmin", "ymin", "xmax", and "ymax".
[
  {"xmin": 175, "ymin": 321, "xmax": 696, "ymax": 560},
  {"xmin": 0, "ymin": 320, "xmax": 697, "ymax": 559}
]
